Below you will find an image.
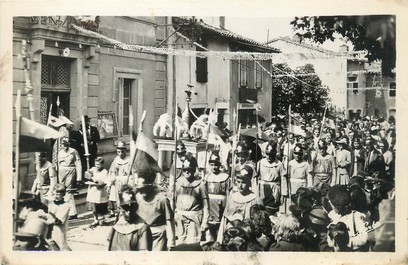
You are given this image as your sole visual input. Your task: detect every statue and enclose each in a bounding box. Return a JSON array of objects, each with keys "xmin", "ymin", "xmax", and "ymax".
[
  {"xmin": 153, "ymin": 113, "xmax": 173, "ymax": 138},
  {"xmin": 189, "ymin": 114, "xmax": 209, "ymax": 141}
]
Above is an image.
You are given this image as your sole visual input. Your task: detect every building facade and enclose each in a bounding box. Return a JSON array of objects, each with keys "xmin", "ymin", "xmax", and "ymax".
[
  {"xmin": 267, "ymin": 37, "xmax": 396, "ymax": 120},
  {"xmin": 171, "ymin": 17, "xmax": 278, "ymax": 130},
  {"xmin": 13, "ymin": 16, "xmax": 168, "ymax": 190}
]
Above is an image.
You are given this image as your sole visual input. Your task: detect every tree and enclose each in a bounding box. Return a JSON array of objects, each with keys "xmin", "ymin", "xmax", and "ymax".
[
  {"xmin": 290, "ymin": 15, "xmax": 396, "ymax": 76},
  {"xmin": 272, "ymin": 63, "xmax": 330, "ymax": 118}
]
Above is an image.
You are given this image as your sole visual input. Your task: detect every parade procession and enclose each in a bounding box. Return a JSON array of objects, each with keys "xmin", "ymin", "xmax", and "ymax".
[{"xmin": 10, "ymin": 15, "xmax": 396, "ymax": 253}]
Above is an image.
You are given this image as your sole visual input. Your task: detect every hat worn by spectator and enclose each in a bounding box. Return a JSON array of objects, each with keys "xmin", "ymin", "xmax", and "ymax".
[
  {"xmin": 236, "ymin": 165, "xmax": 253, "ymax": 182},
  {"xmin": 309, "ymin": 207, "xmax": 330, "ymax": 226},
  {"xmin": 289, "ymin": 197, "xmax": 313, "ymax": 216},
  {"xmin": 336, "ymin": 137, "xmax": 348, "ymax": 145},
  {"xmin": 84, "ymin": 115, "xmax": 91, "ymax": 122},
  {"xmin": 116, "ymin": 141, "xmax": 127, "ymax": 150},
  {"xmin": 328, "ymin": 185, "xmax": 351, "ymax": 207}
]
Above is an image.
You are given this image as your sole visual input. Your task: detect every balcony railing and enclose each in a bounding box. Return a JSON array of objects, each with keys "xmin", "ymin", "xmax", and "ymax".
[{"xmin": 29, "ymin": 16, "xmax": 99, "ymax": 32}]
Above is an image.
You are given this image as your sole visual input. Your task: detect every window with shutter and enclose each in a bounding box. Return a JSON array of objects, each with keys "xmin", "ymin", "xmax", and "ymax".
[
  {"xmin": 389, "ymin": 82, "xmax": 396, "ymax": 97},
  {"xmin": 239, "ymin": 59, "xmax": 248, "ymax": 87},
  {"xmin": 196, "ymin": 46, "xmax": 208, "ymax": 83}
]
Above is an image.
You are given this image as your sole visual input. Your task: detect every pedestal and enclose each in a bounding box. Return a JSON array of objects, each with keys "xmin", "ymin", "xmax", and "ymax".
[{"xmin": 154, "ymin": 139, "xmax": 213, "ymax": 169}]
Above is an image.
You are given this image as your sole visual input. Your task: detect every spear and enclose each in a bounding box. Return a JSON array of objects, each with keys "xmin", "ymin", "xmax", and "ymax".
[{"xmin": 81, "ymin": 115, "xmax": 90, "ymax": 171}]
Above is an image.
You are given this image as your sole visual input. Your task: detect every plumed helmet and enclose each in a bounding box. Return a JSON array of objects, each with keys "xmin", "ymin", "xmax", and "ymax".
[
  {"xmin": 265, "ymin": 140, "xmax": 277, "ymax": 155},
  {"xmin": 208, "ymin": 150, "xmax": 221, "ymax": 165},
  {"xmin": 116, "ymin": 141, "xmax": 127, "ymax": 150},
  {"xmin": 176, "ymin": 140, "xmax": 186, "ymax": 154},
  {"xmin": 236, "ymin": 164, "xmax": 253, "ymax": 182},
  {"xmin": 181, "ymin": 154, "xmax": 198, "ymax": 171}
]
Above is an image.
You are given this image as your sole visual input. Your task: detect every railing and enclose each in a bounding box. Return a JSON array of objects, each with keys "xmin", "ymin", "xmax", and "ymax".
[{"xmin": 29, "ymin": 16, "xmax": 99, "ymax": 32}]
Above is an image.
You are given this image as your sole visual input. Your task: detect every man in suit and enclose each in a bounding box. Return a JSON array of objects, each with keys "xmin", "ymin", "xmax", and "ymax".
[
  {"xmin": 71, "ymin": 115, "xmax": 100, "ymax": 176},
  {"xmin": 363, "ymin": 138, "xmax": 385, "ymax": 176}
]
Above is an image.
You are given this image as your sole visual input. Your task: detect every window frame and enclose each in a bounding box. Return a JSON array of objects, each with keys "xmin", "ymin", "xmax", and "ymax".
[{"xmin": 113, "ymin": 68, "xmax": 143, "ymax": 141}]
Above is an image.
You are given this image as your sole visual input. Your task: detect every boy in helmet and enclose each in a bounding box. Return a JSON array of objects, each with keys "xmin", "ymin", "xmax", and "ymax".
[
  {"xmin": 216, "ymin": 165, "xmax": 262, "ymax": 244},
  {"xmin": 204, "ymin": 150, "xmax": 232, "ymax": 240},
  {"xmin": 257, "ymin": 140, "xmax": 286, "ymax": 205},
  {"xmin": 174, "ymin": 155, "xmax": 209, "ymax": 245}
]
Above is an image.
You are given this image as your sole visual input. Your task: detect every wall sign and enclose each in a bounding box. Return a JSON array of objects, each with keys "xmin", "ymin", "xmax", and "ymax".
[{"xmin": 97, "ymin": 112, "xmax": 119, "ymax": 139}]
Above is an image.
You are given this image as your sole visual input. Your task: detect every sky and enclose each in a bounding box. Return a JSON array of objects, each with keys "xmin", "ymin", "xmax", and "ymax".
[{"xmin": 225, "ymin": 17, "xmax": 347, "ymax": 52}]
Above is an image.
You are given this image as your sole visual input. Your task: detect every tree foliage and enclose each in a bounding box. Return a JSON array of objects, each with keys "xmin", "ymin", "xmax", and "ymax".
[
  {"xmin": 272, "ymin": 63, "xmax": 330, "ymax": 117},
  {"xmin": 290, "ymin": 15, "xmax": 396, "ymax": 76}
]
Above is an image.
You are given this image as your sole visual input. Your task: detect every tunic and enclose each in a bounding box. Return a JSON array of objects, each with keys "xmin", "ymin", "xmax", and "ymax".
[
  {"xmin": 135, "ymin": 191, "xmax": 174, "ymax": 251},
  {"xmin": 108, "ymin": 218, "xmax": 152, "ymax": 251},
  {"xmin": 31, "ymin": 161, "xmax": 57, "ymax": 195},
  {"xmin": 336, "ymin": 149, "xmax": 351, "ymax": 185},
  {"xmin": 311, "ymin": 151, "xmax": 336, "ymax": 185},
  {"xmin": 174, "ymin": 177, "xmax": 208, "ymax": 244},
  {"xmin": 86, "ymin": 167, "xmax": 109, "ymax": 204},
  {"xmin": 58, "ymin": 147, "xmax": 81, "ymax": 188},
  {"xmin": 257, "ymin": 158, "xmax": 286, "ymax": 201},
  {"xmin": 288, "ymin": 159, "xmax": 312, "ymax": 196},
  {"xmin": 204, "ymin": 172, "xmax": 231, "ymax": 224},
  {"xmin": 52, "ymin": 126, "xmax": 70, "ymax": 168},
  {"xmin": 48, "ymin": 200, "xmax": 71, "ymax": 251},
  {"xmin": 108, "ymin": 156, "xmax": 132, "ymax": 202},
  {"xmin": 216, "ymin": 191, "xmax": 262, "ymax": 244}
]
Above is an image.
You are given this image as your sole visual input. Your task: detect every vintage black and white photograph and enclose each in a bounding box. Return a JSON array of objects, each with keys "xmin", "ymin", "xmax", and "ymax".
[{"xmin": 1, "ymin": 1, "xmax": 407, "ymax": 264}]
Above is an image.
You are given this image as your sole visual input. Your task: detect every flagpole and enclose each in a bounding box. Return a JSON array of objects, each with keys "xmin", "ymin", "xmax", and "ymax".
[
  {"xmin": 46, "ymin": 104, "xmax": 53, "ymax": 127},
  {"xmin": 203, "ymin": 108, "xmax": 214, "ymax": 176},
  {"xmin": 284, "ymin": 104, "xmax": 292, "ymax": 214},
  {"xmin": 255, "ymin": 105, "xmax": 259, "ymax": 163},
  {"xmin": 230, "ymin": 124, "xmax": 241, "ymax": 184},
  {"xmin": 171, "ymin": 102, "xmax": 178, "ymax": 210},
  {"xmin": 14, "ymin": 89, "xmax": 22, "ymax": 233}
]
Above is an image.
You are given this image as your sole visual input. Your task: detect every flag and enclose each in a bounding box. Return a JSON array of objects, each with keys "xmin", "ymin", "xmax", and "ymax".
[
  {"xmin": 177, "ymin": 104, "xmax": 182, "ymax": 118},
  {"xmin": 133, "ymin": 130, "xmax": 163, "ymax": 174},
  {"xmin": 325, "ymin": 108, "xmax": 336, "ymax": 129},
  {"xmin": 288, "ymin": 106, "xmax": 305, "ymax": 137},
  {"xmin": 47, "ymin": 114, "xmax": 64, "ymax": 128},
  {"xmin": 20, "ymin": 117, "xmax": 64, "ymax": 152}
]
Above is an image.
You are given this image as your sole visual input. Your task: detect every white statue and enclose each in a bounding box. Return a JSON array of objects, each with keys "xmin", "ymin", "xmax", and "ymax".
[
  {"xmin": 153, "ymin": 113, "xmax": 173, "ymax": 138},
  {"xmin": 189, "ymin": 114, "xmax": 209, "ymax": 140}
]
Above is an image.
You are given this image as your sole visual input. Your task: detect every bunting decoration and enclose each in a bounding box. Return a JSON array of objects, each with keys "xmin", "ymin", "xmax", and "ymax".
[{"xmin": 71, "ymin": 24, "xmax": 276, "ymax": 61}]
